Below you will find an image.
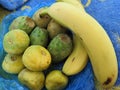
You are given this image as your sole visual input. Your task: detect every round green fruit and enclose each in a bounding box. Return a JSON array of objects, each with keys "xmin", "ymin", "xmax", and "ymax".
[
  {"xmin": 3, "ymin": 29, "xmax": 30, "ymax": 55},
  {"xmin": 30, "ymin": 27, "xmax": 49, "ymax": 47},
  {"xmin": 47, "ymin": 19, "xmax": 67, "ymax": 39},
  {"xmin": 9, "ymin": 16, "xmax": 35, "ymax": 34},
  {"xmin": 18, "ymin": 68, "xmax": 45, "ymax": 90},
  {"xmin": 45, "ymin": 70, "xmax": 68, "ymax": 90},
  {"xmin": 2, "ymin": 54, "xmax": 25, "ymax": 74},
  {"xmin": 32, "ymin": 7, "xmax": 51, "ymax": 28},
  {"xmin": 47, "ymin": 33, "xmax": 73, "ymax": 63},
  {"xmin": 22, "ymin": 45, "xmax": 51, "ymax": 71}
]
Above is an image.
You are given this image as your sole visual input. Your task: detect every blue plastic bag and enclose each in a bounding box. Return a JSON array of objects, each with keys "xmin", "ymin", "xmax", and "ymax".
[
  {"xmin": 0, "ymin": 0, "xmax": 29, "ymax": 10},
  {"xmin": 0, "ymin": 0, "xmax": 120, "ymax": 90}
]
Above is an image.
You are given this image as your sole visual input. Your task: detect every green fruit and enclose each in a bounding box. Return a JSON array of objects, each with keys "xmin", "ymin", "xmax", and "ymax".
[
  {"xmin": 9, "ymin": 16, "xmax": 35, "ymax": 34},
  {"xmin": 3, "ymin": 29, "xmax": 30, "ymax": 55},
  {"xmin": 45, "ymin": 70, "xmax": 68, "ymax": 90},
  {"xmin": 30, "ymin": 27, "xmax": 49, "ymax": 47},
  {"xmin": 47, "ymin": 19, "xmax": 66, "ymax": 39},
  {"xmin": 47, "ymin": 34, "xmax": 73, "ymax": 63},
  {"xmin": 18, "ymin": 68, "xmax": 45, "ymax": 90},
  {"xmin": 22, "ymin": 45, "xmax": 51, "ymax": 71},
  {"xmin": 2, "ymin": 54, "xmax": 25, "ymax": 74},
  {"xmin": 32, "ymin": 7, "xmax": 51, "ymax": 28}
]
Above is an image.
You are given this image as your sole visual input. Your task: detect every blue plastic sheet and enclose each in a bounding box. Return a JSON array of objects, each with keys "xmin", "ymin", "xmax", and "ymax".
[
  {"xmin": 0, "ymin": 0, "xmax": 29, "ymax": 10},
  {"xmin": 0, "ymin": 0, "xmax": 120, "ymax": 90}
]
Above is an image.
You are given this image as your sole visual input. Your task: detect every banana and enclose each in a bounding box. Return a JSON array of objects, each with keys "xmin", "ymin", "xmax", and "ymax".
[
  {"xmin": 56, "ymin": 0, "xmax": 88, "ymax": 76},
  {"xmin": 62, "ymin": 34, "xmax": 88, "ymax": 76},
  {"xmin": 56, "ymin": 0, "xmax": 85, "ymax": 11},
  {"xmin": 47, "ymin": 2, "xmax": 118, "ymax": 88},
  {"xmin": 56, "ymin": 0, "xmax": 91, "ymax": 8}
]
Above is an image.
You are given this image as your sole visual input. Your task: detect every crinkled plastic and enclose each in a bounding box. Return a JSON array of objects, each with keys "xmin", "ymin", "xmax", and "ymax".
[
  {"xmin": 0, "ymin": 0, "xmax": 120, "ymax": 90},
  {"xmin": 0, "ymin": 0, "xmax": 29, "ymax": 10}
]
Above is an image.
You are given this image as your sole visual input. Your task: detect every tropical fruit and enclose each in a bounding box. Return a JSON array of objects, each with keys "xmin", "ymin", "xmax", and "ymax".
[
  {"xmin": 32, "ymin": 7, "xmax": 51, "ymax": 28},
  {"xmin": 2, "ymin": 54, "xmax": 24, "ymax": 74},
  {"xmin": 47, "ymin": 19, "xmax": 66, "ymax": 39},
  {"xmin": 47, "ymin": 33, "xmax": 73, "ymax": 63},
  {"xmin": 22, "ymin": 45, "xmax": 51, "ymax": 71},
  {"xmin": 3, "ymin": 29, "xmax": 30, "ymax": 55},
  {"xmin": 45, "ymin": 70, "xmax": 68, "ymax": 90},
  {"xmin": 9, "ymin": 16, "xmax": 35, "ymax": 34},
  {"xmin": 30, "ymin": 26, "xmax": 49, "ymax": 47},
  {"xmin": 18, "ymin": 68, "xmax": 45, "ymax": 90}
]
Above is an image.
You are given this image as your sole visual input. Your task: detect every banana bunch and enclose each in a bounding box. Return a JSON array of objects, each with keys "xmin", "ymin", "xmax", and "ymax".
[{"xmin": 45, "ymin": 0, "xmax": 118, "ymax": 89}]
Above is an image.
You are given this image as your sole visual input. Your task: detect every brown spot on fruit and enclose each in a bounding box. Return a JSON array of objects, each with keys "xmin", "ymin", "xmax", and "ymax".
[
  {"xmin": 60, "ymin": 34, "xmax": 70, "ymax": 43},
  {"xmin": 26, "ymin": 17, "xmax": 35, "ymax": 28},
  {"xmin": 10, "ymin": 56, "xmax": 17, "ymax": 61},
  {"xmin": 8, "ymin": 38, "xmax": 13, "ymax": 44},
  {"xmin": 45, "ymin": 15, "xmax": 49, "ymax": 19},
  {"xmin": 72, "ymin": 57, "xmax": 75, "ymax": 62},
  {"xmin": 103, "ymin": 77, "xmax": 112, "ymax": 85},
  {"xmin": 39, "ymin": 14, "xmax": 43, "ymax": 18},
  {"xmin": 39, "ymin": 14, "xmax": 49, "ymax": 19},
  {"xmin": 41, "ymin": 50, "xmax": 46, "ymax": 56}
]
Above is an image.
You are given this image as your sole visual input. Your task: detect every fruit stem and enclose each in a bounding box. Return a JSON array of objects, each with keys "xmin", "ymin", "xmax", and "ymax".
[{"xmin": 39, "ymin": 7, "xmax": 49, "ymax": 17}]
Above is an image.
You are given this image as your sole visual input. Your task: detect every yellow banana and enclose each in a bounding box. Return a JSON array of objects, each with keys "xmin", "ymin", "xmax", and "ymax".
[
  {"xmin": 47, "ymin": 2, "xmax": 118, "ymax": 88},
  {"xmin": 56, "ymin": 0, "xmax": 85, "ymax": 11},
  {"xmin": 56, "ymin": 0, "xmax": 91, "ymax": 8},
  {"xmin": 62, "ymin": 34, "xmax": 88, "ymax": 76},
  {"xmin": 56, "ymin": 0, "xmax": 88, "ymax": 76}
]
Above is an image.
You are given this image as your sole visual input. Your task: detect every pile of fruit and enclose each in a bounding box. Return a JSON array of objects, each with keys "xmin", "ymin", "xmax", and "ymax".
[
  {"xmin": 2, "ymin": 0, "xmax": 119, "ymax": 90},
  {"xmin": 2, "ymin": 6, "xmax": 74, "ymax": 90}
]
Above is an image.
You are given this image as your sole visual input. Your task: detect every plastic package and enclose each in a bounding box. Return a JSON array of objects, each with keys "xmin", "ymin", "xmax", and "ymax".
[
  {"xmin": 0, "ymin": 0, "xmax": 29, "ymax": 10},
  {"xmin": 0, "ymin": 0, "xmax": 120, "ymax": 90}
]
